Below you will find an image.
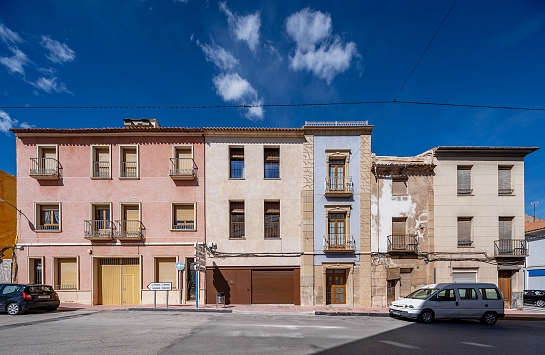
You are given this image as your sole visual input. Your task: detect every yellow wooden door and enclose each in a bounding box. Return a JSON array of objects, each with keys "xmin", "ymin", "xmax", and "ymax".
[
  {"xmin": 122, "ymin": 264, "xmax": 140, "ymax": 305},
  {"xmin": 100, "ymin": 264, "xmax": 121, "ymax": 305}
]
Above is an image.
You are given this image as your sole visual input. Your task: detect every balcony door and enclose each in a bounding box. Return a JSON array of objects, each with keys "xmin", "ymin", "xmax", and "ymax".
[
  {"xmin": 328, "ymin": 213, "xmax": 346, "ymax": 248},
  {"xmin": 122, "ymin": 205, "xmax": 140, "ymax": 236},
  {"xmin": 329, "ymin": 160, "xmax": 345, "ymax": 191}
]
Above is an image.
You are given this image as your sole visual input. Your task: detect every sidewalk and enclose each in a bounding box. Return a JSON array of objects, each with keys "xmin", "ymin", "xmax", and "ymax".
[{"xmin": 58, "ymin": 302, "xmax": 545, "ymax": 320}]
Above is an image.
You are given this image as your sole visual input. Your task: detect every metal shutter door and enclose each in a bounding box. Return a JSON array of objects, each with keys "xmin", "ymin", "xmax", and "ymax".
[
  {"xmin": 452, "ymin": 272, "xmax": 477, "ymax": 283},
  {"xmin": 251, "ymin": 270, "xmax": 294, "ymax": 304},
  {"xmin": 400, "ymin": 272, "xmax": 411, "ymax": 297}
]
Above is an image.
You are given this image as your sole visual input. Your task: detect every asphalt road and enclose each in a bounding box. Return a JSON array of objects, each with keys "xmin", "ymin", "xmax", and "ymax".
[{"xmin": 0, "ymin": 309, "xmax": 544, "ymax": 355}]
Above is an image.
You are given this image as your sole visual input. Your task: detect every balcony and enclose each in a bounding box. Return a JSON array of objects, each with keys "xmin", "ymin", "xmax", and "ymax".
[
  {"xmin": 120, "ymin": 162, "xmax": 138, "ymax": 178},
  {"xmin": 324, "ymin": 234, "xmax": 355, "ymax": 252},
  {"xmin": 494, "ymin": 239, "xmax": 527, "ymax": 257},
  {"xmin": 387, "ymin": 234, "xmax": 419, "ymax": 253},
  {"xmin": 325, "ymin": 177, "xmax": 353, "ymax": 197},
  {"xmin": 114, "ymin": 220, "xmax": 143, "ymax": 240},
  {"xmin": 457, "ymin": 188, "xmax": 473, "ymax": 195},
  {"xmin": 84, "ymin": 220, "xmax": 113, "ymax": 241},
  {"xmin": 169, "ymin": 158, "xmax": 197, "ymax": 180},
  {"xmin": 498, "ymin": 188, "xmax": 514, "ymax": 195},
  {"xmin": 92, "ymin": 161, "xmax": 110, "ymax": 178},
  {"xmin": 30, "ymin": 158, "xmax": 60, "ymax": 179}
]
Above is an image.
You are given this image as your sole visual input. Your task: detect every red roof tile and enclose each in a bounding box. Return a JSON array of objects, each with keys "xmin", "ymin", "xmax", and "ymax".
[{"xmin": 525, "ymin": 220, "xmax": 545, "ymax": 233}]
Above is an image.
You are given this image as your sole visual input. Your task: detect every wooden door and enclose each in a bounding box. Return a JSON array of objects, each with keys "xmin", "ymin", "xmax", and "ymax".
[
  {"xmin": 326, "ymin": 269, "xmax": 346, "ymax": 304},
  {"xmin": 251, "ymin": 270, "xmax": 293, "ymax": 304},
  {"xmin": 498, "ymin": 270, "xmax": 512, "ymax": 309},
  {"xmin": 387, "ymin": 280, "xmax": 396, "ymax": 305}
]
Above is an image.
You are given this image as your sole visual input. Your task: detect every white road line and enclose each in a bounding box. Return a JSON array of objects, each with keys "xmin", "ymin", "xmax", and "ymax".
[
  {"xmin": 225, "ymin": 331, "xmax": 305, "ymax": 338},
  {"xmin": 215, "ymin": 324, "xmax": 344, "ymax": 329},
  {"xmin": 460, "ymin": 342, "xmax": 496, "ymax": 348},
  {"xmin": 378, "ymin": 340, "xmax": 419, "ymax": 349}
]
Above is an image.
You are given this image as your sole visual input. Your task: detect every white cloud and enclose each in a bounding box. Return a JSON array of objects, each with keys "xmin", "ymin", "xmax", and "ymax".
[
  {"xmin": 197, "ymin": 40, "xmax": 239, "ymax": 70},
  {"xmin": 212, "ymin": 73, "xmax": 264, "ymax": 120},
  {"xmin": 0, "ymin": 47, "xmax": 29, "ymax": 75},
  {"xmin": 40, "ymin": 36, "xmax": 75, "ymax": 64},
  {"xmin": 0, "ymin": 23, "xmax": 22, "ymax": 45},
  {"xmin": 0, "ymin": 110, "xmax": 32, "ymax": 134},
  {"xmin": 33, "ymin": 77, "xmax": 70, "ymax": 94},
  {"xmin": 286, "ymin": 8, "xmax": 358, "ymax": 84},
  {"xmin": 219, "ymin": 1, "xmax": 260, "ymax": 52}
]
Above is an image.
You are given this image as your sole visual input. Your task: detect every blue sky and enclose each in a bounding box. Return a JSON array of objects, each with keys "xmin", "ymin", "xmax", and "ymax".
[{"xmin": 0, "ymin": 0, "xmax": 544, "ymax": 217}]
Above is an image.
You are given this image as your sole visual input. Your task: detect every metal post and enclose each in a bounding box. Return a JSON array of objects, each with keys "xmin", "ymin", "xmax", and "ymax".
[
  {"xmin": 166, "ymin": 290, "xmax": 169, "ymax": 309},
  {"xmin": 196, "ymin": 271, "xmax": 199, "ymax": 309},
  {"xmin": 154, "ymin": 290, "xmax": 157, "ymax": 308},
  {"xmin": 179, "ymin": 270, "xmax": 183, "ymax": 305}
]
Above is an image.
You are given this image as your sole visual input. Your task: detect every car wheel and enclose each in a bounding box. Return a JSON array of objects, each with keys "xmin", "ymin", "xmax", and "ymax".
[
  {"xmin": 6, "ymin": 302, "xmax": 23, "ymax": 315},
  {"xmin": 480, "ymin": 312, "xmax": 497, "ymax": 325},
  {"xmin": 536, "ymin": 299, "xmax": 545, "ymax": 307},
  {"xmin": 419, "ymin": 309, "xmax": 434, "ymax": 324},
  {"xmin": 45, "ymin": 306, "xmax": 58, "ymax": 312}
]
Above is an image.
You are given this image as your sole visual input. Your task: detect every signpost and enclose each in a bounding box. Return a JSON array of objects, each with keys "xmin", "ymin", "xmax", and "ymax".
[
  {"xmin": 147, "ymin": 282, "xmax": 172, "ymax": 309},
  {"xmin": 175, "ymin": 261, "xmax": 185, "ymax": 304},
  {"xmin": 194, "ymin": 243, "xmax": 206, "ymax": 308}
]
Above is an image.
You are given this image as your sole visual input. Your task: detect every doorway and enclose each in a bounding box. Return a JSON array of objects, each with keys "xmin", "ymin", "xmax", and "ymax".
[
  {"xmin": 326, "ymin": 269, "xmax": 347, "ymax": 304},
  {"xmin": 498, "ymin": 270, "xmax": 513, "ymax": 309}
]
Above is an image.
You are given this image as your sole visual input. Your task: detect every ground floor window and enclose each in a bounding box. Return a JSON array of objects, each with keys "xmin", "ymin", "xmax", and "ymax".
[{"xmin": 54, "ymin": 258, "xmax": 77, "ymax": 290}]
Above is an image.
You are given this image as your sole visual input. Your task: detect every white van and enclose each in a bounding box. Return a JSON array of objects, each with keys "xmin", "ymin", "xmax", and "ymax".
[{"xmin": 389, "ymin": 283, "xmax": 505, "ymax": 325}]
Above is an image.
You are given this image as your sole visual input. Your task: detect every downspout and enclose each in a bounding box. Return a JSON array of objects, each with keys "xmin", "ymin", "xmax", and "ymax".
[{"xmin": 374, "ymin": 165, "xmax": 379, "ymax": 258}]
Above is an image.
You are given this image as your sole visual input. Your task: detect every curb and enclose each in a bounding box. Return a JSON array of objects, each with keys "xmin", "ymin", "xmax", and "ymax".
[
  {"xmin": 127, "ymin": 307, "xmax": 232, "ymax": 313},
  {"xmin": 315, "ymin": 311, "xmax": 390, "ymax": 317}
]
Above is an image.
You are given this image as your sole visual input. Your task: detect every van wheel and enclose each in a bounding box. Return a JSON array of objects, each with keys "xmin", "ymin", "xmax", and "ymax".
[
  {"xmin": 480, "ymin": 312, "xmax": 497, "ymax": 325},
  {"xmin": 419, "ymin": 309, "xmax": 434, "ymax": 323},
  {"xmin": 536, "ymin": 299, "xmax": 545, "ymax": 307}
]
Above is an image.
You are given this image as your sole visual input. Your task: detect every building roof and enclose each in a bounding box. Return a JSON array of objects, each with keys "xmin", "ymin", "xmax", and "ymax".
[
  {"xmin": 433, "ymin": 146, "xmax": 539, "ymax": 158},
  {"xmin": 526, "ymin": 220, "xmax": 545, "ymax": 233}
]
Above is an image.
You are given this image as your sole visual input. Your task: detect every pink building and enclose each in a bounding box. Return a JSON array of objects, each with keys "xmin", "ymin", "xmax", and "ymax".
[{"xmin": 11, "ymin": 119, "xmax": 205, "ymax": 305}]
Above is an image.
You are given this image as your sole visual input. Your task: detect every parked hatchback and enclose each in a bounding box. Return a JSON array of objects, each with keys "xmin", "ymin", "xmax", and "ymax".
[
  {"xmin": 523, "ymin": 290, "xmax": 545, "ymax": 307},
  {"xmin": 0, "ymin": 284, "xmax": 60, "ymax": 315}
]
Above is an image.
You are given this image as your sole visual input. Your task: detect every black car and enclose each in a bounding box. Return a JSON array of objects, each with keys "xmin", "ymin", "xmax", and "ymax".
[
  {"xmin": 523, "ymin": 290, "xmax": 545, "ymax": 307},
  {"xmin": 0, "ymin": 284, "xmax": 60, "ymax": 315}
]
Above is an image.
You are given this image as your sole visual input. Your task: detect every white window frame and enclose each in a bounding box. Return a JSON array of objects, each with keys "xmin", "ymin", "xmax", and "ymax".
[
  {"xmin": 172, "ymin": 145, "xmax": 194, "ymax": 159},
  {"xmin": 171, "ymin": 202, "xmax": 197, "ymax": 231},
  {"xmin": 90, "ymin": 145, "xmax": 111, "ymax": 179},
  {"xmin": 36, "ymin": 144, "xmax": 58, "ymax": 160},
  {"xmin": 34, "ymin": 202, "xmax": 62, "ymax": 232},
  {"xmin": 118, "ymin": 144, "xmax": 139, "ymax": 179}
]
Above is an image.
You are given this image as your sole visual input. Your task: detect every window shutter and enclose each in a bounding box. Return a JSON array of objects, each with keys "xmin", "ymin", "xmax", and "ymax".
[
  {"xmin": 175, "ymin": 204, "xmax": 194, "ymax": 221},
  {"xmin": 176, "ymin": 148, "xmax": 192, "ymax": 159},
  {"xmin": 96, "ymin": 148, "xmax": 109, "ymax": 162},
  {"xmin": 499, "ymin": 217, "xmax": 512, "ymax": 240},
  {"xmin": 392, "ymin": 218, "xmax": 406, "ymax": 235},
  {"xmin": 264, "ymin": 148, "xmax": 279, "ymax": 162},
  {"xmin": 498, "ymin": 167, "xmax": 511, "ymax": 191},
  {"xmin": 59, "ymin": 259, "xmax": 77, "ymax": 289},
  {"xmin": 230, "ymin": 202, "xmax": 244, "ymax": 214},
  {"xmin": 264, "ymin": 202, "xmax": 280, "ymax": 214},
  {"xmin": 457, "ymin": 218, "xmax": 472, "ymax": 242},
  {"xmin": 156, "ymin": 258, "xmax": 176, "ymax": 284},
  {"xmin": 125, "ymin": 206, "xmax": 139, "ymax": 221},
  {"xmin": 123, "ymin": 148, "xmax": 137, "ymax": 163},
  {"xmin": 42, "ymin": 148, "xmax": 56, "ymax": 159},
  {"xmin": 230, "ymin": 148, "xmax": 244, "ymax": 159},
  {"xmin": 392, "ymin": 178, "xmax": 408, "ymax": 196},
  {"xmin": 457, "ymin": 167, "xmax": 471, "ymax": 192}
]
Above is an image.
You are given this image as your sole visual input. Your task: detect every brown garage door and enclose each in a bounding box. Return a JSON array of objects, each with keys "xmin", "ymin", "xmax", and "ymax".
[{"xmin": 251, "ymin": 270, "xmax": 294, "ymax": 304}]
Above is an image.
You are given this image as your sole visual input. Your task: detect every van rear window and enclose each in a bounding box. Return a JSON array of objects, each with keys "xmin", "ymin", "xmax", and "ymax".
[{"xmin": 480, "ymin": 288, "xmax": 501, "ymax": 300}]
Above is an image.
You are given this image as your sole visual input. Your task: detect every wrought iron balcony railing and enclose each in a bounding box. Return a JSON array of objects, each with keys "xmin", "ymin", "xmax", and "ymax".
[
  {"xmin": 30, "ymin": 158, "xmax": 60, "ymax": 179},
  {"xmin": 169, "ymin": 158, "xmax": 197, "ymax": 180},
  {"xmin": 324, "ymin": 234, "xmax": 355, "ymax": 252},
  {"xmin": 114, "ymin": 220, "xmax": 143, "ymax": 239},
  {"xmin": 457, "ymin": 240, "xmax": 474, "ymax": 247},
  {"xmin": 494, "ymin": 239, "xmax": 527, "ymax": 257},
  {"xmin": 120, "ymin": 162, "xmax": 138, "ymax": 178},
  {"xmin": 92, "ymin": 161, "xmax": 110, "ymax": 178},
  {"xmin": 325, "ymin": 176, "xmax": 353, "ymax": 195},
  {"xmin": 84, "ymin": 220, "xmax": 113, "ymax": 240},
  {"xmin": 387, "ymin": 234, "xmax": 419, "ymax": 252}
]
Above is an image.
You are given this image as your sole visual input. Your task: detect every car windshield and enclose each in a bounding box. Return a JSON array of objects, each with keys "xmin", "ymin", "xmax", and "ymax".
[{"xmin": 404, "ymin": 288, "xmax": 439, "ymax": 299}]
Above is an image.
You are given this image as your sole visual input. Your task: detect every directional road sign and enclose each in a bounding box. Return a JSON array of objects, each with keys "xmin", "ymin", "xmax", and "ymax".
[
  {"xmin": 175, "ymin": 261, "xmax": 185, "ymax": 271},
  {"xmin": 147, "ymin": 282, "xmax": 172, "ymax": 291}
]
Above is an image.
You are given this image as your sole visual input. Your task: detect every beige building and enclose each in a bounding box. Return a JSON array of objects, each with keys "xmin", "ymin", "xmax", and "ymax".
[
  {"xmin": 204, "ymin": 128, "xmax": 305, "ymax": 304},
  {"xmin": 432, "ymin": 146, "xmax": 538, "ymax": 309},
  {"xmin": 371, "ymin": 153, "xmax": 435, "ymax": 307}
]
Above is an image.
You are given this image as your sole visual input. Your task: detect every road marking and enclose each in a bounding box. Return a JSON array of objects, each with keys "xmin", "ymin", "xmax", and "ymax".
[
  {"xmin": 216, "ymin": 324, "xmax": 344, "ymax": 329},
  {"xmin": 225, "ymin": 331, "xmax": 304, "ymax": 338},
  {"xmin": 378, "ymin": 340, "xmax": 419, "ymax": 349},
  {"xmin": 461, "ymin": 342, "xmax": 495, "ymax": 348}
]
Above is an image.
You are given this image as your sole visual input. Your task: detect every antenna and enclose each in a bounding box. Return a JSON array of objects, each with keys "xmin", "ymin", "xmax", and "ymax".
[{"xmin": 531, "ymin": 201, "xmax": 539, "ymax": 222}]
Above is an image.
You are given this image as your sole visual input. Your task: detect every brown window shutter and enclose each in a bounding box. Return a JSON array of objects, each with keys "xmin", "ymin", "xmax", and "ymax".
[
  {"xmin": 230, "ymin": 148, "xmax": 244, "ymax": 159},
  {"xmin": 392, "ymin": 178, "xmax": 408, "ymax": 196},
  {"xmin": 457, "ymin": 166, "xmax": 471, "ymax": 191},
  {"xmin": 498, "ymin": 167, "xmax": 511, "ymax": 191},
  {"xmin": 392, "ymin": 218, "xmax": 406, "ymax": 235},
  {"xmin": 499, "ymin": 217, "xmax": 512, "ymax": 240},
  {"xmin": 264, "ymin": 148, "xmax": 280, "ymax": 162},
  {"xmin": 457, "ymin": 217, "xmax": 472, "ymax": 242}
]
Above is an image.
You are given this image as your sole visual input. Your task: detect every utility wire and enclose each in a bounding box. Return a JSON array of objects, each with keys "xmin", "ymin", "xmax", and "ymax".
[
  {"xmin": 377, "ymin": 0, "xmax": 459, "ymax": 125},
  {"xmin": 1, "ymin": 100, "xmax": 544, "ymax": 112}
]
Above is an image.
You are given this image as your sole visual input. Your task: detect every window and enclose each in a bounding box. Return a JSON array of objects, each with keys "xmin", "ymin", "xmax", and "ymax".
[
  {"xmin": 392, "ymin": 177, "xmax": 408, "ymax": 196},
  {"xmin": 36, "ymin": 203, "xmax": 60, "ymax": 231},
  {"xmin": 458, "ymin": 288, "xmax": 478, "ymax": 300},
  {"xmin": 435, "ymin": 289, "xmax": 456, "ymax": 301},
  {"xmin": 457, "ymin": 217, "xmax": 473, "ymax": 247},
  {"xmin": 30, "ymin": 145, "xmax": 59, "ymax": 177},
  {"xmin": 155, "ymin": 257, "xmax": 177, "ymax": 286},
  {"xmin": 264, "ymin": 201, "xmax": 280, "ymax": 238},
  {"xmin": 328, "ymin": 212, "xmax": 346, "ymax": 247},
  {"xmin": 54, "ymin": 258, "xmax": 77, "ymax": 290},
  {"xmin": 230, "ymin": 147, "xmax": 244, "ymax": 179},
  {"xmin": 264, "ymin": 148, "xmax": 280, "ymax": 179},
  {"xmin": 91, "ymin": 146, "xmax": 110, "ymax": 178},
  {"xmin": 392, "ymin": 217, "xmax": 406, "ymax": 235},
  {"xmin": 117, "ymin": 204, "xmax": 141, "ymax": 238},
  {"xmin": 390, "ymin": 217, "xmax": 408, "ymax": 250},
  {"xmin": 325, "ymin": 150, "xmax": 352, "ymax": 194},
  {"xmin": 457, "ymin": 166, "xmax": 472, "ymax": 195},
  {"xmin": 328, "ymin": 159, "xmax": 346, "ymax": 191},
  {"xmin": 120, "ymin": 146, "xmax": 138, "ymax": 178},
  {"xmin": 480, "ymin": 288, "xmax": 501, "ymax": 300},
  {"xmin": 230, "ymin": 201, "xmax": 245, "ymax": 238},
  {"xmin": 172, "ymin": 203, "xmax": 195, "ymax": 230},
  {"xmin": 498, "ymin": 166, "xmax": 513, "ymax": 195},
  {"xmin": 29, "ymin": 258, "xmax": 43, "ymax": 284},
  {"xmin": 499, "ymin": 217, "xmax": 512, "ymax": 240},
  {"xmin": 85, "ymin": 204, "xmax": 112, "ymax": 238}
]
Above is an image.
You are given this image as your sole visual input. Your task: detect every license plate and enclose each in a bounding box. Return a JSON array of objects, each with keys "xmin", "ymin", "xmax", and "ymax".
[{"xmin": 38, "ymin": 295, "xmax": 50, "ymax": 299}]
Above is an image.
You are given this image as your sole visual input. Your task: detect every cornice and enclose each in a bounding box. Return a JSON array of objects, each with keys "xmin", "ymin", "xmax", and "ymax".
[{"xmin": 303, "ymin": 126, "xmax": 373, "ymax": 136}]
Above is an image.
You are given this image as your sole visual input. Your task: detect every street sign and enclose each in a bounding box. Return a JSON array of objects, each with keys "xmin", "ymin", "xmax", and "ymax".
[
  {"xmin": 175, "ymin": 261, "xmax": 185, "ymax": 271},
  {"xmin": 196, "ymin": 258, "xmax": 206, "ymax": 266},
  {"xmin": 147, "ymin": 282, "xmax": 172, "ymax": 291}
]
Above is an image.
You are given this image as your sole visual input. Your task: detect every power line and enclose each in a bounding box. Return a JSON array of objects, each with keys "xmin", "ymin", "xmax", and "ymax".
[
  {"xmin": 378, "ymin": 0, "xmax": 459, "ymax": 125},
  {"xmin": 1, "ymin": 100, "xmax": 544, "ymax": 112}
]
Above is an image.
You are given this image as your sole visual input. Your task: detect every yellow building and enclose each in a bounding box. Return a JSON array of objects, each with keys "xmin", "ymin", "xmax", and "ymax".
[{"xmin": 0, "ymin": 170, "xmax": 16, "ymax": 276}]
